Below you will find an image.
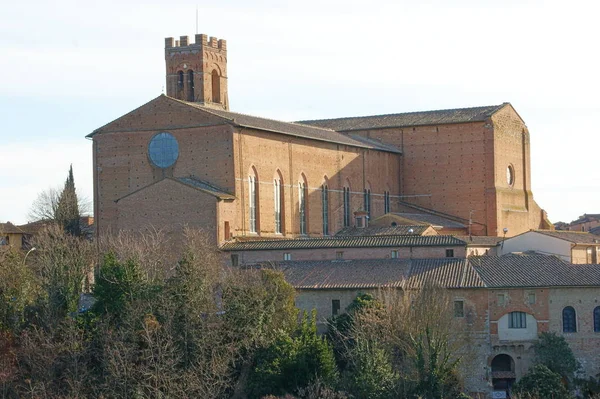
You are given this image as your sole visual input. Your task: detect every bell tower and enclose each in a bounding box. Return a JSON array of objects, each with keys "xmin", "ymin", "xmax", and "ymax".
[{"xmin": 164, "ymin": 33, "xmax": 229, "ymax": 111}]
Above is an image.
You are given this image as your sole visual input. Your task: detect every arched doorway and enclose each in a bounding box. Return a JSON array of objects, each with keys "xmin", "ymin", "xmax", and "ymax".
[{"xmin": 491, "ymin": 354, "xmax": 515, "ymax": 398}]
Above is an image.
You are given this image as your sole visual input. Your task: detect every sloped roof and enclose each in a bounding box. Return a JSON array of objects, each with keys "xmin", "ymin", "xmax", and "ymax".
[
  {"xmin": 335, "ymin": 225, "xmax": 432, "ymax": 237},
  {"xmin": 454, "ymin": 236, "xmax": 503, "ymax": 247},
  {"xmin": 264, "ymin": 254, "xmax": 600, "ymax": 290},
  {"xmin": 270, "ymin": 259, "xmax": 410, "ymax": 289},
  {"xmin": 533, "ymin": 230, "xmax": 600, "ymax": 245},
  {"xmin": 0, "ymin": 222, "xmax": 24, "ymax": 234},
  {"xmin": 390, "ymin": 213, "xmax": 466, "ymax": 229},
  {"xmin": 590, "ymin": 226, "xmax": 600, "ymax": 236},
  {"xmin": 177, "ymin": 176, "xmax": 235, "ymax": 200},
  {"xmin": 180, "ymin": 99, "xmax": 401, "ymax": 153},
  {"xmin": 470, "ymin": 253, "xmax": 600, "ymax": 287},
  {"xmin": 221, "ymin": 235, "xmax": 466, "ymax": 251},
  {"xmin": 404, "ymin": 258, "xmax": 485, "ymax": 289},
  {"xmin": 297, "ymin": 104, "xmax": 507, "ymax": 131}
]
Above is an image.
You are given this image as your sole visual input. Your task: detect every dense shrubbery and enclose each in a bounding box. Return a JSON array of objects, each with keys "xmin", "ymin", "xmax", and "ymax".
[{"xmin": 1, "ymin": 227, "xmax": 480, "ymax": 398}]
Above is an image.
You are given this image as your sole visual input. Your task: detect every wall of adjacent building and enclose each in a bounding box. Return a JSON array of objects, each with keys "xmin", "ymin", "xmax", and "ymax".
[{"xmin": 500, "ymin": 232, "xmax": 571, "ymax": 261}]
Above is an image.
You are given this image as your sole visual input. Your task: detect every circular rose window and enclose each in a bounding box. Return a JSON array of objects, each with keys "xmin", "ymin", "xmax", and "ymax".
[
  {"xmin": 148, "ymin": 132, "xmax": 179, "ymax": 168},
  {"xmin": 506, "ymin": 165, "xmax": 515, "ymax": 186}
]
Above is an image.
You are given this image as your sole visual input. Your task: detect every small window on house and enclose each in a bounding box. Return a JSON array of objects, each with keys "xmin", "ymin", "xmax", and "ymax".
[
  {"xmin": 446, "ymin": 249, "xmax": 454, "ymax": 258},
  {"xmin": 391, "ymin": 250, "xmax": 399, "ymax": 259},
  {"xmin": 563, "ymin": 306, "xmax": 577, "ymax": 333},
  {"xmin": 587, "ymin": 247, "xmax": 593, "ymax": 263},
  {"xmin": 497, "ymin": 294, "xmax": 505, "ymax": 306},
  {"xmin": 224, "ymin": 221, "xmax": 230, "ymax": 240},
  {"xmin": 230, "ymin": 254, "xmax": 239, "ymax": 267},
  {"xmin": 356, "ymin": 217, "xmax": 364, "ymax": 228},
  {"xmin": 528, "ymin": 293, "xmax": 536, "ymax": 305},
  {"xmin": 283, "ymin": 253, "xmax": 292, "ymax": 261},
  {"xmin": 336, "ymin": 251, "xmax": 344, "ymax": 260},
  {"xmin": 332, "ymin": 299, "xmax": 341, "ymax": 316},
  {"xmin": 508, "ymin": 311, "xmax": 527, "ymax": 329},
  {"xmin": 454, "ymin": 300, "xmax": 464, "ymax": 317},
  {"xmin": 0, "ymin": 236, "xmax": 8, "ymax": 246},
  {"xmin": 594, "ymin": 306, "xmax": 600, "ymax": 333}
]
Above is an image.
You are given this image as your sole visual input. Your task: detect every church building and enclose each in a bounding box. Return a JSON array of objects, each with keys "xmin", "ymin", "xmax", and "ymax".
[{"xmin": 87, "ymin": 33, "xmax": 552, "ymax": 245}]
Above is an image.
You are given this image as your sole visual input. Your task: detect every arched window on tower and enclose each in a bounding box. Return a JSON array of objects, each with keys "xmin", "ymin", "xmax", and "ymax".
[
  {"xmin": 188, "ymin": 70, "xmax": 195, "ymax": 101},
  {"xmin": 177, "ymin": 71, "xmax": 184, "ymax": 91},
  {"xmin": 322, "ymin": 184, "xmax": 329, "ymax": 236},
  {"xmin": 212, "ymin": 69, "xmax": 220, "ymax": 103},
  {"xmin": 563, "ymin": 306, "xmax": 577, "ymax": 333}
]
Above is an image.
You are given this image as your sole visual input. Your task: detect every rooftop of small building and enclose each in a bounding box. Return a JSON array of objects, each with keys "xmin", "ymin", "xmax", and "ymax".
[
  {"xmin": 335, "ymin": 225, "xmax": 432, "ymax": 237},
  {"xmin": 531, "ymin": 229, "xmax": 600, "ymax": 245},
  {"xmin": 0, "ymin": 222, "xmax": 25, "ymax": 234}
]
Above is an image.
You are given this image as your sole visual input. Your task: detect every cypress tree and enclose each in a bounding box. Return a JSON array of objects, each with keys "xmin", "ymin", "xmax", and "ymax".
[{"xmin": 55, "ymin": 165, "xmax": 81, "ymax": 236}]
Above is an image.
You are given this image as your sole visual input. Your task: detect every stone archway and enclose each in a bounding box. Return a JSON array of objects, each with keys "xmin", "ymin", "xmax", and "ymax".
[{"xmin": 491, "ymin": 354, "xmax": 516, "ymax": 398}]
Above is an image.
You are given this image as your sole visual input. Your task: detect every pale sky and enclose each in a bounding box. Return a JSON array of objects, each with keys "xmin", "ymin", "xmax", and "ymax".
[{"xmin": 1, "ymin": 0, "xmax": 598, "ymax": 225}]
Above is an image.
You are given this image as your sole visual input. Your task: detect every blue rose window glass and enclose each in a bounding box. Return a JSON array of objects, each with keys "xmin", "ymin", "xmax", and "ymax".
[{"xmin": 148, "ymin": 132, "xmax": 179, "ymax": 168}]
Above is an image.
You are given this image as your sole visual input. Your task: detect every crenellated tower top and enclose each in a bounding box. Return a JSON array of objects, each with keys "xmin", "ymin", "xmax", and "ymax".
[{"xmin": 164, "ymin": 33, "xmax": 229, "ymax": 110}]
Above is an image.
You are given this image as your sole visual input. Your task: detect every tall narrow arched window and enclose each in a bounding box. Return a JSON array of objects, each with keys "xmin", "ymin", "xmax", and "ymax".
[
  {"xmin": 384, "ymin": 190, "xmax": 390, "ymax": 214},
  {"xmin": 299, "ymin": 178, "xmax": 308, "ymax": 235},
  {"xmin": 274, "ymin": 177, "xmax": 282, "ymax": 234},
  {"xmin": 177, "ymin": 71, "xmax": 184, "ymax": 90},
  {"xmin": 248, "ymin": 171, "xmax": 259, "ymax": 233},
  {"xmin": 211, "ymin": 69, "xmax": 220, "ymax": 103},
  {"xmin": 563, "ymin": 306, "xmax": 577, "ymax": 333},
  {"xmin": 343, "ymin": 187, "xmax": 351, "ymax": 227},
  {"xmin": 188, "ymin": 70, "xmax": 195, "ymax": 101},
  {"xmin": 594, "ymin": 307, "xmax": 600, "ymax": 332},
  {"xmin": 363, "ymin": 188, "xmax": 371, "ymax": 218},
  {"xmin": 322, "ymin": 184, "xmax": 329, "ymax": 236}
]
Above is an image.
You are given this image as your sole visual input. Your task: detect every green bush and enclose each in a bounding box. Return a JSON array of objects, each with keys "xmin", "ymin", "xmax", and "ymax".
[{"xmin": 512, "ymin": 364, "xmax": 572, "ymax": 399}]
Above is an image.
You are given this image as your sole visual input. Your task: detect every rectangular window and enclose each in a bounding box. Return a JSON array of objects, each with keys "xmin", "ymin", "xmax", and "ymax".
[
  {"xmin": 274, "ymin": 180, "xmax": 281, "ymax": 234},
  {"xmin": 332, "ymin": 299, "xmax": 341, "ymax": 316},
  {"xmin": 508, "ymin": 311, "xmax": 527, "ymax": 329},
  {"xmin": 446, "ymin": 249, "xmax": 454, "ymax": 258},
  {"xmin": 528, "ymin": 293, "xmax": 536, "ymax": 305},
  {"xmin": 497, "ymin": 294, "xmax": 505, "ymax": 306},
  {"xmin": 299, "ymin": 182, "xmax": 307, "ymax": 235},
  {"xmin": 454, "ymin": 300, "xmax": 464, "ymax": 318},
  {"xmin": 336, "ymin": 251, "xmax": 344, "ymax": 260},
  {"xmin": 283, "ymin": 253, "xmax": 292, "ymax": 261},
  {"xmin": 322, "ymin": 185, "xmax": 329, "ymax": 236},
  {"xmin": 231, "ymin": 254, "xmax": 239, "ymax": 267},
  {"xmin": 249, "ymin": 176, "xmax": 257, "ymax": 233},
  {"xmin": 363, "ymin": 189, "xmax": 371, "ymax": 218},
  {"xmin": 343, "ymin": 188, "xmax": 351, "ymax": 227},
  {"xmin": 0, "ymin": 236, "xmax": 8, "ymax": 246},
  {"xmin": 587, "ymin": 247, "xmax": 593, "ymax": 263},
  {"xmin": 391, "ymin": 250, "xmax": 399, "ymax": 259}
]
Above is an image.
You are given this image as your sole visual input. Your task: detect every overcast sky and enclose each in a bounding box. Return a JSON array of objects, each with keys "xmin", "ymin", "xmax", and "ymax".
[{"xmin": 1, "ymin": 0, "xmax": 598, "ymax": 225}]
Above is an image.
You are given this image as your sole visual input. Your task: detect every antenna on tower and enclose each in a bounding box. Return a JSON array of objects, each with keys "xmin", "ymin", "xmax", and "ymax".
[{"xmin": 195, "ymin": 6, "xmax": 198, "ymax": 34}]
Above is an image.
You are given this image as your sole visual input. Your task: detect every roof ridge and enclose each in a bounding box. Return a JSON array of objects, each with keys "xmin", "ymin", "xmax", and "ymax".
[{"xmin": 297, "ymin": 103, "xmax": 507, "ymax": 124}]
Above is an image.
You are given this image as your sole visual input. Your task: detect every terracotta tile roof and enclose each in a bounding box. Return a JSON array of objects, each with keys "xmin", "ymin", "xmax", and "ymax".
[
  {"xmin": 454, "ymin": 236, "xmax": 503, "ymax": 246},
  {"xmin": 177, "ymin": 176, "xmax": 235, "ymax": 200},
  {"xmin": 0, "ymin": 222, "xmax": 24, "ymax": 234},
  {"xmin": 256, "ymin": 254, "xmax": 600, "ymax": 290},
  {"xmin": 533, "ymin": 230, "xmax": 600, "ymax": 245},
  {"xmin": 297, "ymin": 104, "xmax": 506, "ymax": 131},
  {"xmin": 335, "ymin": 225, "xmax": 431, "ymax": 237},
  {"xmin": 470, "ymin": 253, "xmax": 600, "ymax": 287},
  {"xmin": 267, "ymin": 259, "xmax": 411, "ymax": 289},
  {"xmin": 405, "ymin": 258, "xmax": 485, "ymax": 289},
  {"xmin": 181, "ymin": 100, "xmax": 401, "ymax": 153},
  {"xmin": 221, "ymin": 235, "xmax": 466, "ymax": 251}
]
